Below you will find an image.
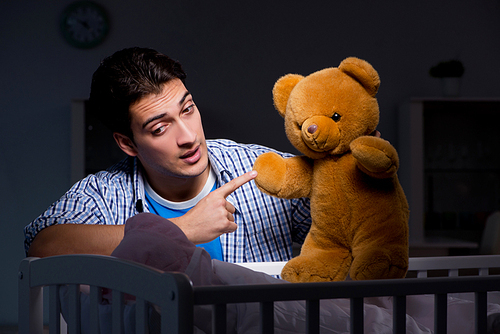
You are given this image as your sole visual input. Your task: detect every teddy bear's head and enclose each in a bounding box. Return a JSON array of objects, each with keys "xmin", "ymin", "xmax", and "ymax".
[{"xmin": 273, "ymin": 57, "xmax": 380, "ymax": 159}]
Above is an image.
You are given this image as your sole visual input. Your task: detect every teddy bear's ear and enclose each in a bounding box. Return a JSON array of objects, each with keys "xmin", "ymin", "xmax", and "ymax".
[
  {"xmin": 338, "ymin": 57, "xmax": 380, "ymax": 97},
  {"xmin": 273, "ymin": 74, "xmax": 304, "ymax": 117}
]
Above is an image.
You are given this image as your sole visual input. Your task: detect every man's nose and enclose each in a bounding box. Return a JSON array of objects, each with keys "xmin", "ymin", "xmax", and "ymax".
[{"xmin": 176, "ymin": 120, "xmax": 197, "ymax": 145}]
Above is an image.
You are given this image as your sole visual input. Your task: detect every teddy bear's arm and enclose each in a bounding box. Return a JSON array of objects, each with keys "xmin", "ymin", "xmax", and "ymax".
[
  {"xmin": 350, "ymin": 136, "xmax": 399, "ymax": 179},
  {"xmin": 253, "ymin": 153, "xmax": 313, "ymax": 199}
]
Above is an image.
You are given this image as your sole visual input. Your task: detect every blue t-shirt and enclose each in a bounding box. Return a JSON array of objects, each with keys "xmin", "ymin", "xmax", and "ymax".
[{"xmin": 143, "ymin": 172, "xmax": 223, "ymax": 261}]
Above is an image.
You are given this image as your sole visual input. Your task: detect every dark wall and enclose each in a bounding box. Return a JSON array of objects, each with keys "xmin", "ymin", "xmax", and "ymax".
[{"xmin": 1, "ymin": 0, "xmax": 500, "ymax": 324}]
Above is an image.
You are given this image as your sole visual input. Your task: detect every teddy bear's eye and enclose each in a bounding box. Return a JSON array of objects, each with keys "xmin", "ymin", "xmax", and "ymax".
[{"xmin": 332, "ymin": 113, "xmax": 341, "ymax": 122}]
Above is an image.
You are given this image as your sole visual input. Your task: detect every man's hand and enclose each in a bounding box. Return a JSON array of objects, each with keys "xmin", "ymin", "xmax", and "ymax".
[{"xmin": 171, "ymin": 170, "xmax": 258, "ymax": 244}]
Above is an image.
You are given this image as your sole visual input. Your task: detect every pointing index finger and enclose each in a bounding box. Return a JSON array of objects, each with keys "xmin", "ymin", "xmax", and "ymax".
[{"xmin": 218, "ymin": 170, "xmax": 258, "ymax": 198}]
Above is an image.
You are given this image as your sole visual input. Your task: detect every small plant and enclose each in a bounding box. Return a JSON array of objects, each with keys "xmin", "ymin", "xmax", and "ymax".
[{"xmin": 429, "ymin": 60, "xmax": 465, "ymax": 78}]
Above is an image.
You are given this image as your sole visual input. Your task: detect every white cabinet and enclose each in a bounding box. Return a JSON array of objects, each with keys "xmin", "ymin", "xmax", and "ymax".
[
  {"xmin": 70, "ymin": 99, "xmax": 126, "ymax": 184},
  {"xmin": 399, "ymin": 98, "xmax": 500, "ymax": 255}
]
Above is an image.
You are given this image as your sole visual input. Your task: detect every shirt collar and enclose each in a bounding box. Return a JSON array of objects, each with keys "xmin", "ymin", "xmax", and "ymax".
[
  {"xmin": 133, "ymin": 140, "xmax": 236, "ymax": 212},
  {"xmin": 133, "ymin": 157, "xmax": 146, "ymax": 213},
  {"xmin": 206, "ymin": 141, "xmax": 240, "ymax": 210},
  {"xmin": 207, "ymin": 140, "xmax": 233, "ymax": 184}
]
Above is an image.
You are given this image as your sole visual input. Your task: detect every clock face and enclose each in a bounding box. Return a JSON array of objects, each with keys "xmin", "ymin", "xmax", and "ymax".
[{"xmin": 60, "ymin": 1, "xmax": 110, "ymax": 49}]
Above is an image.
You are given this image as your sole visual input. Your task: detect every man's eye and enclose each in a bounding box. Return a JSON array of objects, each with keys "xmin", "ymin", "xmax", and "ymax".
[
  {"xmin": 152, "ymin": 125, "xmax": 166, "ymax": 135},
  {"xmin": 184, "ymin": 104, "xmax": 195, "ymax": 114}
]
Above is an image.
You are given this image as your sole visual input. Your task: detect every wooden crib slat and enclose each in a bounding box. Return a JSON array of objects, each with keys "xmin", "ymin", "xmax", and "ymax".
[
  {"xmin": 18, "ymin": 258, "xmax": 43, "ymax": 334},
  {"xmin": 48, "ymin": 286, "xmax": 61, "ymax": 334},
  {"xmin": 161, "ymin": 275, "xmax": 195, "ymax": 334},
  {"xmin": 350, "ymin": 297, "xmax": 363, "ymax": 334},
  {"xmin": 393, "ymin": 295, "xmax": 406, "ymax": 334},
  {"xmin": 475, "ymin": 291, "xmax": 487, "ymax": 334},
  {"xmin": 434, "ymin": 293, "xmax": 447, "ymax": 334},
  {"xmin": 89, "ymin": 286, "xmax": 101, "ymax": 334},
  {"xmin": 112, "ymin": 289, "xmax": 124, "ymax": 334},
  {"xmin": 306, "ymin": 299, "xmax": 320, "ymax": 334},
  {"xmin": 135, "ymin": 298, "xmax": 149, "ymax": 334},
  {"xmin": 213, "ymin": 303, "xmax": 227, "ymax": 334},
  {"xmin": 417, "ymin": 270, "xmax": 427, "ymax": 278},
  {"xmin": 260, "ymin": 301, "xmax": 274, "ymax": 334},
  {"xmin": 67, "ymin": 284, "xmax": 81, "ymax": 334}
]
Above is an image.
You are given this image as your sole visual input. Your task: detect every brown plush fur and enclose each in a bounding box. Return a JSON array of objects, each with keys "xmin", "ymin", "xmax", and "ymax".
[{"xmin": 253, "ymin": 57, "xmax": 409, "ymax": 282}]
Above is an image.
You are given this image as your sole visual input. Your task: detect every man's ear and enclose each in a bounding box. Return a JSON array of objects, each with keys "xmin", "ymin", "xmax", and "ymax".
[{"xmin": 113, "ymin": 132, "xmax": 138, "ymax": 156}]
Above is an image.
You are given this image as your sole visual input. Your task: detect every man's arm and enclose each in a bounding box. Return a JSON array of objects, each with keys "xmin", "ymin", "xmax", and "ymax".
[
  {"xmin": 27, "ymin": 171, "xmax": 257, "ymax": 257},
  {"xmin": 27, "ymin": 224, "xmax": 125, "ymax": 257}
]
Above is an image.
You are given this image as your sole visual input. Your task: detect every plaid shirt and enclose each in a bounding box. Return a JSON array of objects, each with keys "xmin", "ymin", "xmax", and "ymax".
[{"xmin": 24, "ymin": 139, "xmax": 312, "ymax": 262}]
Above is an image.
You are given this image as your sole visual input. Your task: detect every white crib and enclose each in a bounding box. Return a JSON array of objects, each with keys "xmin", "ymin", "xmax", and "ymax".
[{"xmin": 18, "ymin": 254, "xmax": 500, "ymax": 333}]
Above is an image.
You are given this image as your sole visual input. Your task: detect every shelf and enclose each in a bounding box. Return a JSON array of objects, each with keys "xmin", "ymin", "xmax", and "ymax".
[{"xmin": 398, "ymin": 98, "xmax": 500, "ymax": 250}]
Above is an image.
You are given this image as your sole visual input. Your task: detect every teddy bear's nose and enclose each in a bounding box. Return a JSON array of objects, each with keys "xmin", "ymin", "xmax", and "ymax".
[{"xmin": 307, "ymin": 124, "xmax": 318, "ymax": 134}]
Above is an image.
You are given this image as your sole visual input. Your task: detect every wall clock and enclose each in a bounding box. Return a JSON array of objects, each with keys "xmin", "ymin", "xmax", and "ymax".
[{"xmin": 60, "ymin": 1, "xmax": 110, "ymax": 49}]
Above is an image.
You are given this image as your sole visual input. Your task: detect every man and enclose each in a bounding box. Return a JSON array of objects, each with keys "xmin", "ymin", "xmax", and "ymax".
[{"xmin": 25, "ymin": 47, "xmax": 311, "ymax": 263}]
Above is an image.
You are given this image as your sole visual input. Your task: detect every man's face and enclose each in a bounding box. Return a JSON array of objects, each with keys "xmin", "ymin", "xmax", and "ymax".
[{"xmin": 123, "ymin": 79, "xmax": 209, "ymax": 183}]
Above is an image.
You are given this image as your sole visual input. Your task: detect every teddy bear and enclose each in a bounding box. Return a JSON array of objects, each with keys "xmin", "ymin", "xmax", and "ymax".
[{"xmin": 253, "ymin": 57, "xmax": 409, "ymax": 282}]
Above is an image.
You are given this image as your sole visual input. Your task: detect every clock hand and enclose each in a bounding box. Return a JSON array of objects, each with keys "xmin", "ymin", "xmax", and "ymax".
[{"xmin": 76, "ymin": 19, "xmax": 90, "ymax": 30}]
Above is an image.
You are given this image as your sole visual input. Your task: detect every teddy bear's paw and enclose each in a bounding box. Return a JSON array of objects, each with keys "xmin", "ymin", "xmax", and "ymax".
[
  {"xmin": 350, "ymin": 136, "xmax": 399, "ymax": 179},
  {"xmin": 253, "ymin": 152, "xmax": 286, "ymax": 196},
  {"xmin": 281, "ymin": 256, "xmax": 350, "ymax": 282},
  {"xmin": 350, "ymin": 250, "xmax": 408, "ymax": 280}
]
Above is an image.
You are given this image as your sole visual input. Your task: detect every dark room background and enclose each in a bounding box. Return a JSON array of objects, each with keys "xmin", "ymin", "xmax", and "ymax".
[{"xmin": 2, "ymin": 0, "xmax": 500, "ymax": 326}]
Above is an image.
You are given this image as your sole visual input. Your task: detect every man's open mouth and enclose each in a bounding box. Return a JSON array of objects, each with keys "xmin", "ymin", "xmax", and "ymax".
[{"xmin": 180, "ymin": 145, "xmax": 201, "ymax": 164}]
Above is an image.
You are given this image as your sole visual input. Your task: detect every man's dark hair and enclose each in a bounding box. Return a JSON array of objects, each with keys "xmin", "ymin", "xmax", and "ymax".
[{"xmin": 89, "ymin": 47, "xmax": 187, "ymax": 139}]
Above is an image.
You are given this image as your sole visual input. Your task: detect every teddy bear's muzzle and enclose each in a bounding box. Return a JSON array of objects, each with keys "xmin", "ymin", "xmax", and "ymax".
[{"xmin": 302, "ymin": 116, "xmax": 340, "ymax": 152}]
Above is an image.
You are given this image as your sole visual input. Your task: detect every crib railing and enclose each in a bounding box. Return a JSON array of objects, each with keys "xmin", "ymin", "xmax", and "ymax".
[
  {"xmin": 194, "ymin": 274, "xmax": 500, "ymax": 334},
  {"xmin": 18, "ymin": 255, "xmax": 500, "ymax": 334},
  {"xmin": 407, "ymin": 254, "xmax": 500, "ymax": 277},
  {"xmin": 18, "ymin": 255, "xmax": 194, "ymax": 334},
  {"xmin": 236, "ymin": 254, "xmax": 500, "ymax": 277}
]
